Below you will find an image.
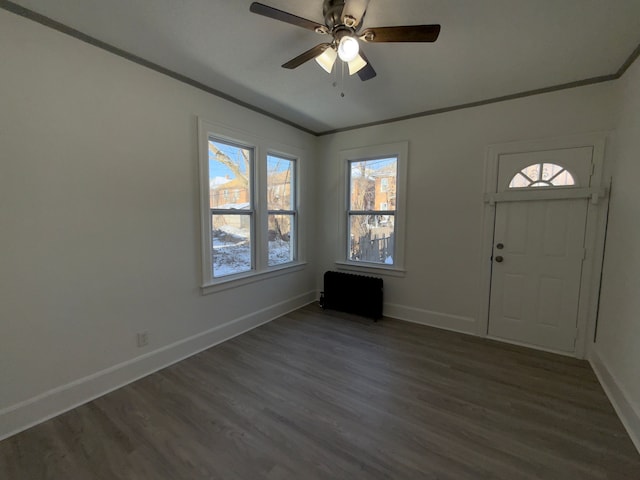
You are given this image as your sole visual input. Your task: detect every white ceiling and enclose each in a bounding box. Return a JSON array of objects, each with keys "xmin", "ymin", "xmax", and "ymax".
[{"xmin": 8, "ymin": 0, "xmax": 640, "ymax": 134}]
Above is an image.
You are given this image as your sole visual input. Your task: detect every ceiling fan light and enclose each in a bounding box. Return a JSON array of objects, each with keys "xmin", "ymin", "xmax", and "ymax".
[
  {"xmin": 315, "ymin": 47, "xmax": 337, "ymax": 73},
  {"xmin": 347, "ymin": 54, "xmax": 367, "ymax": 75},
  {"xmin": 337, "ymin": 36, "xmax": 359, "ymax": 62}
]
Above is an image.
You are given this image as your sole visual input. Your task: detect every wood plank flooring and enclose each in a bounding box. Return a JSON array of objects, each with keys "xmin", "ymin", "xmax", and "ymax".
[{"xmin": 1, "ymin": 304, "xmax": 639, "ymax": 479}]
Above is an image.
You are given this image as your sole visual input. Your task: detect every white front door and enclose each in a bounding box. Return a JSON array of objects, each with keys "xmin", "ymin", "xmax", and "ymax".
[
  {"xmin": 488, "ymin": 198, "xmax": 588, "ymax": 352},
  {"xmin": 488, "ymin": 147, "xmax": 593, "ymax": 353}
]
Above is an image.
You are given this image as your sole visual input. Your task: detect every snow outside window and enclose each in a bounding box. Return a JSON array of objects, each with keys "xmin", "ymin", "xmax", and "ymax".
[
  {"xmin": 208, "ymin": 139, "xmax": 254, "ymax": 278},
  {"xmin": 198, "ymin": 118, "xmax": 304, "ymax": 291}
]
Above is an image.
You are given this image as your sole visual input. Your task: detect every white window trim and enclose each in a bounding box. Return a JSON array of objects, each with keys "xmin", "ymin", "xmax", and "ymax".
[
  {"xmin": 198, "ymin": 118, "xmax": 306, "ymax": 294},
  {"xmin": 201, "ymin": 262, "xmax": 307, "ymax": 295},
  {"xmin": 266, "ymin": 153, "xmax": 298, "ymax": 267},
  {"xmin": 334, "ymin": 260, "xmax": 406, "ymax": 277},
  {"xmin": 336, "ymin": 141, "xmax": 408, "ymax": 275},
  {"xmin": 208, "ymin": 137, "xmax": 257, "ymax": 276}
]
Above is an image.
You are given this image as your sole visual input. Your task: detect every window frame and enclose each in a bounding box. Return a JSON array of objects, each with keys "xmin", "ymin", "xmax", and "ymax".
[
  {"xmin": 208, "ymin": 137, "xmax": 256, "ymax": 278},
  {"xmin": 198, "ymin": 119, "xmax": 306, "ymax": 294},
  {"xmin": 336, "ymin": 142, "xmax": 408, "ymax": 276},
  {"xmin": 508, "ymin": 162, "xmax": 577, "ymax": 189},
  {"xmin": 266, "ymin": 154, "xmax": 298, "ymax": 267}
]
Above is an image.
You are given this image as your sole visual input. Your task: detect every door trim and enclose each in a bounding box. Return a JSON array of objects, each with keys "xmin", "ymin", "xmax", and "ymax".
[
  {"xmin": 485, "ymin": 186, "xmax": 608, "ymax": 205},
  {"xmin": 478, "ymin": 132, "xmax": 610, "ymax": 358}
]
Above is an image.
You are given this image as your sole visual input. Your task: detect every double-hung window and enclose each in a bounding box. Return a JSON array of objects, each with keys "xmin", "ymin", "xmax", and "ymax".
[
  {"xmin": 267, "ymin": 155, "xmax": 296, "ymax": 266},
  {"xmin": 348, "ymin": 157, "xmax": 397, "ymax": 264},
  {"xmin": 198, "ymin": 119, "xmax": 302, "ymax": 292},
  {"xmin": 339, "ymin": 142, "xmax": 407, "ymax": 274},
  {"xmin": 208, "ymin": 139, "xmax": 254, "ymax": 278}
]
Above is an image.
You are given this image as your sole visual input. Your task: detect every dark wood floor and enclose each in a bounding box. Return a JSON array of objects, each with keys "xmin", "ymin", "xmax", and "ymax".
[{"xmin": 2, "ymin": 304, "xmax": 639, "ymax": 479}]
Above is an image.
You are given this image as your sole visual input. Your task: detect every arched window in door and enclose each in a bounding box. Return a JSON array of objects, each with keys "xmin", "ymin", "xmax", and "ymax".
[{"xmin": 508, "ymin": 162, "xmax": 576, "ymax": 189}]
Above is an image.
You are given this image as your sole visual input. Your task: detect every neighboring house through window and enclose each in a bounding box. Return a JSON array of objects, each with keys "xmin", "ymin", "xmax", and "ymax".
[{"xmin": 338, "ymin": 142, "xmax": 408, "ymax": 273}]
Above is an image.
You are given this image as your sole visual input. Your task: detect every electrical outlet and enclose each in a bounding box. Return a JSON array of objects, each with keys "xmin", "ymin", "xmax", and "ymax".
[{"xmin": 136, "ymin": 331, "xmax": 149, "ymax": 347}]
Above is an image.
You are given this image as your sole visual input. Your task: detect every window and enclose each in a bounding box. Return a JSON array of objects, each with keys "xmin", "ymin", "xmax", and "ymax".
[
  {"xmin": 267, "ymin": 155, "xmax": 296, "ymax": 266},
  {"xmin": 509, "ymin": 162, "xmax": 576, "ymax": 188},
  {"xmin": 198, "ymin": 119, "xmax": 303, "ymax": 290},
  {"xmin": 339, "ymin": 142, "xmax": 407, "ymax": 272},
  {"xmin": 208, "ymin": 139, "xmax": 254, "ymax": 278},
  {"xmin": 349, "ymin": 158, "xmax": 397, "ymax": 265}
]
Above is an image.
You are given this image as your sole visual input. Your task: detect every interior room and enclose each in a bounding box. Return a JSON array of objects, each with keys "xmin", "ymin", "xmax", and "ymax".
[{"xmin": 1, "ymin": 0, "xmax": 639, "ymax": 478}]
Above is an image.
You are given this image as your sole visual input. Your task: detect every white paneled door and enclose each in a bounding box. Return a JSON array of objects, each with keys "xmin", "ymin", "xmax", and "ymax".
[
  {"xmin": 488, "ymin": 147, "xmax": 593, "ymax": 353},
  {"xmin": 488, "ymin": 198, "xmax": 588, "ymax": 352}
]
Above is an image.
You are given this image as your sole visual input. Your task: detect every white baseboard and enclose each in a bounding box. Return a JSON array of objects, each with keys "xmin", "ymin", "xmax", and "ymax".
[
  {"xmin": 589, "ymin": 348, "xmax": 640, "ymax": 453},
  {"xmin": 0, "ymin": 291, "xmax": 316, "ymax": 441},
  {"xmin": 384, "ymin": 303, "xmax": 477, "ymax": 335}
]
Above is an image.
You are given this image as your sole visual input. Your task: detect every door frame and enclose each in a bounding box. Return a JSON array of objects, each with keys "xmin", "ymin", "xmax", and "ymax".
[{"xmin": 478, "ymin": 133, "xmax": 610, "ymax": 358}]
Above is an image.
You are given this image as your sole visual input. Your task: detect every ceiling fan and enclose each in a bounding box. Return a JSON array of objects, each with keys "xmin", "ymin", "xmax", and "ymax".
[{"xmin": 250, "ymin": 0, "xmax": 441, "ymax": 81}]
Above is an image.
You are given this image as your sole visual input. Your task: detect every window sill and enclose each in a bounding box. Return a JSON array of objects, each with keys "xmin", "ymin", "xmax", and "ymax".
[
  {"xmin": 334, "ymin": 261, "xmax": 406, "ymax": 277},
  {"xmin": 201, "ymin": 262, "xmax": 307, "ymax": 295}
]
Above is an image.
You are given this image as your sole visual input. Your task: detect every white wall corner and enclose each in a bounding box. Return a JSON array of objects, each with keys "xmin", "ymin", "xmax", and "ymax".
[
  {"xmin": 0, "ymin": 291, "xmax": 317, "ymax": 442},
  {"xmin": 589, "ymin": 347, "xmax": 640, "ymax": 454},
  {"xmin": 384, "ymin": 303, "xmax": 477, "ymax": 335}
]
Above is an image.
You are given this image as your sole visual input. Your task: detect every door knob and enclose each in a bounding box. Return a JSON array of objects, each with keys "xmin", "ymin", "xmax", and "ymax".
[
  {"xmin": 495, "ymin": 256, "xmax": 504, "ymax": 263},
  {"xmin": 496, "ymin": 243, "xmax": 504, "ymax": 249}
]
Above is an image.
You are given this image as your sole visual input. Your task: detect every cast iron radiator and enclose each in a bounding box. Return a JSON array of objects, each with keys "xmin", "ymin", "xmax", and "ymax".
[{"xmin": 321, "ymin": 271, "xmax": 383, "ymax": 320}]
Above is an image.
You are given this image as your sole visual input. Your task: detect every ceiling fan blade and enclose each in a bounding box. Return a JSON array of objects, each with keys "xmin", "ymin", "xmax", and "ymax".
[
  {"xmin": 250, "ymin": 2, "xmax": 326, "ymax": 32},
  {"xmin": 357, "ymin": 50, "xmax": 377, "ymax": 81},
  {"xmin": 342, "ymin": 0, "xmax": 370, "ymax": 28},
  {"xmin": 360, "ymin": 24, "xmax": 441, "ymax": 42},
  {"xmin": 282, "ymin": 43, "xmax": 332, "ymax": 69}
]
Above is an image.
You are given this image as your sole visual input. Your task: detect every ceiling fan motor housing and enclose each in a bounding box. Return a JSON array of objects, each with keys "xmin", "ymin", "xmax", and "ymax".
[{"xmin": 323, "ymin": 0, "xmax": 364, "ymax": 33}]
